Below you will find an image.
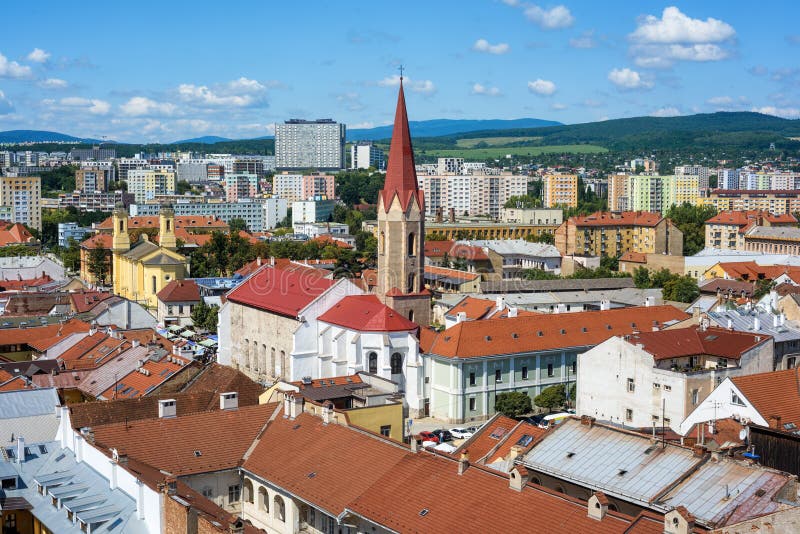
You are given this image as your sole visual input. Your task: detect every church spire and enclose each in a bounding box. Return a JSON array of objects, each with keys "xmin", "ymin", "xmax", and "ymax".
[{"xmin": 380, "ymin": 78, "xmax": 422, "ymax": 212}]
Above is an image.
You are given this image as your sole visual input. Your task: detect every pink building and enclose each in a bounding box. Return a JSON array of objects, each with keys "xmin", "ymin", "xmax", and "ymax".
[
  {"xmin": 301, "ymin": 173, "xmax": 335, "ymax": 200},
  {"xmin": 225, "ymin": 173, "xmax": 259, "ymax": 202}
]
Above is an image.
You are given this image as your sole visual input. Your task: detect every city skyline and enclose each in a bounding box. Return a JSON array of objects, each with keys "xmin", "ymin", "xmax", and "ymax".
[{"xmin": 1, "ymin": 1, "xmax": 798, "ymax": 142}]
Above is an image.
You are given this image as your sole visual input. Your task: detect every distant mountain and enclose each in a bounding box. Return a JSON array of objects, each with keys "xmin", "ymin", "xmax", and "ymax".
[
  {"xmin": 170, "ymin": 135, "xmax": 233, "ymax": 144},
  {"xmin": 0, "ymin": 130, "xmax": 104, "ymax": 144},
  {"xmin": 347, "ymin": 118, "xmax": 563, "ymax": 141}
]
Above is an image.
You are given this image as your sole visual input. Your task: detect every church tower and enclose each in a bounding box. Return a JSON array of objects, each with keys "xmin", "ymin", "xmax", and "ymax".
[
  {"xmin": 376, "ymin": 78, "xmax": 431, "ymax": 326},
  {"xmin": 111, "ymin": 206, "xmax": 130, "ymax": 295},
  {"xmin": 159, "ymin": 206, "xmax": 177, "ymax": 251}
]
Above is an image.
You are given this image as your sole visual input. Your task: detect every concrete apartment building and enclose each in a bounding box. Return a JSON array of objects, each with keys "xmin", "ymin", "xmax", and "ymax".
[
  {"xmin": 274, "ymin": 119, "xmax": 346, "ymax": 170},
  {"xmin": 418, "ymin": 173, "xmax": 528, "ymax": 218},
  {"xmin": 272, "ymin": 172, "xmax": 335, "ymax": 202},
  {"xmin": 0, "ymin": 175, "xmax": 42, "ymax": 231},
  {"xmin": 127, "ymin": 169, "xmax": 176, "ymax": 202},
  {"xmin": 674, "ymin": 165, "xmax": 710, "ymax": 190},
  {"xmin": 608, "ymin": 173, "xmax": 630, "ymax": 211},
  {"xmin": 75, "ymin": 166, "xmax": 114, "ymax": 192},
  {"xmin": 661, "ymin": 174, "xmax": 700, "ymax": 210},
  {"xmin": 131, "ymin": 198, "xmax": 287, "ymax": 232},
  {"xmin": 555, "ymin": 210, "xmax": 683, "ymax": 258},
  {"xmin": 291, "ymin": 198, "xmax": 335, "ymax": 226},
  {"xmin": 704, "ymin": 210, "xmax": 797, "ymax": 250},
  {"xmin": 700, "ymin": 189, "xmax": 800, "ymax": 215},
  {"xmin": 115, "ymin": 157, "xmax": 150, "ymax": 183},
  {"xmin": 542, "ymin": 173, "xmax": 578, "ymax": 208},
  {"xmin": 499, "ymin": 207, "xmax": 563, "ymax": 226},
  {"xmin": 224, "ymin": 173, "xmax": 259, "ymax": 202},
  {"xmin": 350, "ymin": 141, "xmax": 385, "ymax": 170},
  {"xmin": 577, "ymin": 325, "xmax": 774, "ymax": 433}
]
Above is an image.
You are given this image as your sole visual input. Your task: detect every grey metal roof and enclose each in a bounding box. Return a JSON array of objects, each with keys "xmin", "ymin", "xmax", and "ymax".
[
  {"xmin": 481, "ymin": 277, "xmax": 635, "ymax": 294},
  {"xmin": 521, "ymin": 419, "xmax": 702, "ymax": 506},
  {"xmin": 462, "ymin": 239, "xmax": 561, "ymax": 258},
  {"xmin": 746, "ymin": 225, "xmax": 800, "ymax": 240},
  {"xmin": 0, "ymin": 388, "xmax": 60, "ymax": 419},
  {"xmin": 707, "ymin": 307, "xmax": 800, "ymax": 343},
  {"xmin": 142, "ymin": 253, "xmax": 185, "ymax": 266},
  {"xmin": 121, "ymin": 239, "xmax": 160, "ymax": 260},
  {"xmin": 80, "ymin": 345, "xmax": 149, "ymax": 398},
  {"xmin": 0, "ymin": 414, "xmax": 61, "ymax": 443}
]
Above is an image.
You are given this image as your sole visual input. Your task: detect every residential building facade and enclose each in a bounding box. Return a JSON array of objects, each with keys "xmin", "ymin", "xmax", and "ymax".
[
  {"xmin": 350, "ymin": 141, "xmax": 385, "ymax": 170},
  {"xmin": 700, "ymin": 189, "xmax": 800, "ymax": 215},
  {"xmin": 0, "ymin": 175, "xmax": 41, "ymax": 231},
  {"xmin": 127, "ymin": 169, "xmax": 176, "ymax": 202},
  {"xmin": 542, "ymin": 173, "xmax": 578, "ymax": 208},
  {"xmin": 274, "ymin": 119, "xmax": 346, "ymax": 170}
]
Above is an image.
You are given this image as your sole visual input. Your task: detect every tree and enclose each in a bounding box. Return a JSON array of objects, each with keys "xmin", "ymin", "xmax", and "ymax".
[
  {"xmin": 665, "ymin": 203, "xmax": 717, "ymax": 256},
  {"xmin": 534, "ymin": 384, "xmax": 566, "ymax": 412},
  {"xmin": 662, "ymin": 275, "xmax": 700, "ymax": 303},
  {"xmin": 60, "ymin": 238, "xmax": 81, "ymax": 272},
  {"xmin": 649, "ymin": 268, "xmax": 674, "ymax": 288},
  {"xmin": 495, "ymin": 391, "xmax": 532, "ymax": 418},
  {"xmin": 87, "ymin": 247, "xmax": 109, "ymax": 284},
  {"xmin": 191, "ymin": 300, "xmax": 219, "ymax": 332},
  {"xmin": 525, "ymin": 232, "xmax": 555, "ymax": 245},
  {"xmin": 600, "ymin": 255, "xmax": 619, "ymax": 271},
  {"xmin": 176, "ymin": 180, "xmax": 192, "ymax": 194},
  {"xmin": 228, "ymin": 218, "xmax": 248, "ymax": 233},
  {"xmin": 504, "ymin": 195, "xmax": 541, "ymax": 209},
  {"xmin": 633, "ymin": 267, "xmax": 651, "ymax": 289}
]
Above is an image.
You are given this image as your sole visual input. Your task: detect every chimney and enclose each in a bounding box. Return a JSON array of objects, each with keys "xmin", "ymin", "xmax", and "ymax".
[
  {"xmin": 780, "ymin": 313, "xmax": 786, "ymax": 327},
  {"xmin": 457, "ymin": 311, "xmax": 467, "ymax": 323},
  {"xmin": 580, "ymin": 415, "xmax": 596, "ymax": 428},
  {"xmin": 132, "ymin": 339, "xmax": 140, "ymax": 348},
  {"xmin": 664, "ymin": 507, "xmax": 696, "ymax": 534},
  {"xmin": 770, "ymin": 290, "xmax": 779, "ymax": 311},
  {"xmin": 652, "ymin": 320, "xmax": 660, "ymax": 332},
  {"xmin": 256, "ymin": 256, "xmax": 262, "ymax": 266},
  {"xmin": 322, "ymin": 404, "xmax": 333, "ymax": 424},
  {"xmin": 282, "ymin": 393, "xmax": 291, "ymax": 418},
  {"xmin": 727, "ymin": 318, "xmax": 733, "ymax": 330},
  {"xmin": 753, "ymin": 316, "xmax": 760, "ymax": 331},
  {"xmin": 600, "ymin": 300, "xmax": 610, "ymax": 311},
  {"xmin": 693, "ymin": 444, "xmax": 707, "ymax": 458},
  {"xmin": 773, "ymin": 314, "xmax": 779, "ymax": 328},
  {"xmin": 509, "ymin": 466, "xmax": 530, "ymax": 492},
  {"xmin": 219, "ymin": 392, "xmax": 238, "ymax": 410},
  {"xmin": 458, "ymin": 450, "xmax": 470, "ymax": 475},
  {"xmin": 693, "ymin": 305, "xmax": 701, "ymax": 318},
  {"xmin": 228, "ymin": 520, "xmax": 245, "ymax": 534},
  {"xmin": 409, "ymin": 437, "xmax": 419, "ymax": 453},
  {"xmin": 771, "ymin": 414, "xmax": 782, "ymax": 429},
  {"xmin": 449, "ymin": 207, "xmax": 456, "ymax": 223},
  {"xmin": 16, "ymin": 436, "xmax": 24, "ymax": 464},
  {"xmin": 645, "ymin": 296, "xmax": 654, "ymax": 307},
  {"xmin": 508, "ymin": 307, "xmax": 518, "ymax": 318},
  {"xmin": 588, "ymin": 492, "xmax": 610, "ymax": 521},
  {"xmin": 158, "ymin": 399, "xmax": 177, "ymax": 418},
  {"xmin": 436, "ymin": 207, "xmax": 443, "ymax": 223},
  {"xmin": 496, "ymin": 296, "xmax": 505, "ymax": 311},
  {"xmin": 288, "ymin": 394, "xmax": 304, "ymax": 419}
]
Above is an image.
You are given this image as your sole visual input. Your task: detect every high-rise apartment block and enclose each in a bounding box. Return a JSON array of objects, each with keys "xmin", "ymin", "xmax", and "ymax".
[
  {"xmin": 542, "ymin": 173, "xmax": 578, "ymax": 208},
  {"xmin": 418, "ymin": 173, "xmax": 528, "ymax": 218},
  {"xmin": 275, "ymin": 119, "xmax": 345, "ymax": 170},
  {"xmin": 350, "ymin": 142, "xmax": 385, "ymax": 170},
  {"xmin": 116, "ymin": 157, "xmax": 151, "ymax": 183},
  {"xmin": 272, "ymin": 173, "xmax": 335, "ymax": 202},
  {"xmin": 127, "ymin": 169, "xmax": 176, "ymax": 202},
  {"xmin": 0, "ymin": 175, "xmax": 42, "ymax": 231},
  {"xmin": 608, "ymin": 173, "xmax": 630, "ymax": 211},
  {"xmin": 674, "ymin": 165, "xmax": 710, "ymax": 190},
  {"xmin": 661, "ymin": 174, "xmax": 700, "ymax": 210},
  {"xmin": 225, "ymin": 173, "xmax": 259, "ymax": 202},
  {"xmin": 69, "ymin": 146, "xmax": 116, "ymax": 161},
  {"xmin": 699, "ymin": 190, "xmax": 800, "ymax": 215},
  {"xmin": 717, "ymin": 169, "xmax": 740, "ymax": 190},
  {"xmin": 75, "ymin": 166, "xmax": 115, "ymax": 192}
]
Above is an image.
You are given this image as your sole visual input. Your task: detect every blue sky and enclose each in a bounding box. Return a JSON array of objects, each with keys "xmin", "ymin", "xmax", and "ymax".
[{"xmin": 0, "ymin": 1, "xmax": 798, "ymax": 142}]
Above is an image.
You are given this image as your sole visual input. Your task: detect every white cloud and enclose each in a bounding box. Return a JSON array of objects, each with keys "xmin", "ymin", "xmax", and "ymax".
[
  {"xmin": 707, "ymin": 96, "xmax": 733, "ymax": 106},
  {"xmin": 472, "ymin": 83, "xmax": 501, "ymax": 96},
  {"xmin": 752, "ymin": 106, "xmax": 800, "ymax": 119},
  {"xmin": 174, "ymin": 119, "xmax": 212, "ymax": 132},
  {"xmin": 26, "ymin": 48, "xmax": 50, "ymax": 63},
  {"xmin": 631, "ymin": 7, "xmax": 734, "ymax": 44},
  {"xmin": 650, "ymin": 106, "xmax": 681, "ymax": 117},
  {"xmin": 120, "ymin": 96, "xmax": 176, "ymax": 117},
  {"xmin": 473, "ymin": 39, "xmax": 510, "ymax": 55},
  {"xmin": 377, "ymin": 75, "xmax": 436, "ymax": 94},
  {"xmin": 527, "ymin": 78, "xmax": 556, "ymax": 95},
  {"xmin": 54, "ymin": 96, "xmax": 111, "ymax": 115},
  {"xmin": 524, "ymin": 4, "xmax": 574, "ymax": 29},
  {"xmin": 569, "ymin": 30, "xmax": 597, "ymax": 49},
  {"xmin": 0, "ymin": 90, "xmax": 13, "ymax": 115},
  {"xmin": 177, "ymin": 77, "xmax": 270, "ymax": 107},
  {"xmin": 349, "ymin": 121, "xmax": 375, "ymax": 129},
  {"xmin": 607, "ymin": 68, "xmax": 653, "ymax": 90},
  {"xmin": 0, "ymin": 53, "xmax": 32, "ymax": 78},
  {"xmin": 550, "ymin": 102, "xmax": 567, "ymax": 111},
  {"xmin": 39, "ymin": 78, "xmax": 68, "ymax": 89}
]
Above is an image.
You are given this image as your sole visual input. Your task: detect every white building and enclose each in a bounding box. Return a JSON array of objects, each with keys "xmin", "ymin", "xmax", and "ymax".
[
  {"xmin": 293, "ymin": 221, "xmax": 349, "ymax": 239},
  {"xmin": 418, "ymin": 173, "xmax": 528, "ymax": 218},
  {"xmin": 577, "ymin": 325, "xmax": 774, "ymax": 433},
  {"xmin": 127, "ymin": 169, "xmax": 176, "ymax": 202},
  {"xmin": 675, "ymin": 165, "xmax": 711, "ymax": 190},
  {"xmin": 275, "ymin": 119, "xmax": 345, "ymax": 170},
  {"xmin": 350, "ymin": 142, "xmax": 385, "ymax": 170},
  {"xmin": 130, "ymin": 198, "xmax": 286, "ymax": 232},
  {"xmin": 291, "ymin": 198, "xmax": 335, "ymax": 226}
]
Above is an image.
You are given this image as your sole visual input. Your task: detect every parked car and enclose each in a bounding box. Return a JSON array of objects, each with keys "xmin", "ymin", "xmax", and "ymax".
[
  {"xmin": 417, "ymin": 431, "xmax": 439, "ymax": 443},
  {"xmin": 466, "ymin": 425, "xmax": 481, "ymax": 434},
  {"xmin": 449, "ymin": 428, "xmax": 473, "ymax": 439},
  {"xmin": 432, "ymin": 429, "xmax": 454, "ymax": 442},
  {"xmin": 520, "ymin": 415, "xmax": 545, "ymax": 427}
]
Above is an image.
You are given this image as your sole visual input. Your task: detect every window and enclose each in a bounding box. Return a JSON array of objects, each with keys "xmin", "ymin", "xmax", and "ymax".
[
  {"xmin": 274, "ymin": 495, "xmax": 286, "ymax": 522},
  {"xmin": 380, "ymin": 425, "xmax": 391, "ymax": 437},
  {"xmin": 572, "ymin": 361, "xmax": 577, "ymax": 374},
  {"xmin": 228, "ymin": 484, "xmax": 241, "ymax": 505},
  {"xmin": 258, "ymin": 487, "xmax": 268, "ymax": 511},
  {"xmin": 663, "ymin": 418, "xmax": 671, "ymax": 425},
  {"xmin": 469, "ymin": 397, "xmax": 476, "ymax": 411},
  {"xmin": 653, "ymin": 383, "xmax": 661, "ymax": 389},
  {"xmin": 788, "ymin": 357, "xmax": 797, "ymax": 369},
  {"xmin": 243, "ymin": 479, "xmax": 254, "ymax": 504},
  {"xmin": 151, "ymin": 275, "xmax": 157, "ymax": 294},
  {"xmin": 167, "ymin": 305, "xmax": 174, "ymax": 315},
  {"xmin": 407, "ymin": 232, "xmax": 416, "ymax": 257},
  {"xmin": 627, "ymin": 378, "xmax": 635, "ymax": 393},
  {"xmin": 2, "ymin": 477, "xmax": 17, "ymax": 490},
  {"xmin": 309, "ymin": 507, "xmax": 316, "ymax": 527},
  {"xmin": 368, "ymin": 352, "xmax": 378, "ymax": 374},
  {"xmin": 547, "ymin": 363, "xmax": 554, "ymax": 377},
  {"xmin": 664, "ymin": 385, "xmax": 672, "ymax": 392},
  {"xmin": 691, "ymin": 389, "xmax": 699, "ymax": 405},
  {"xmin": 521, "ymin": 366, "xmax": 529, "ymax": 380},
  {"xmin": 178, "ymin": 305, "xmax": 184, "ymax": 314},
  {"xmin": 390, "ymin": 352, "xmax": 403, "ymax": 374},
  {"xmin": 469, "ymin": 372, "xmax": 476, "ymax": 386},
  {"xmin": 495, "ymin": 369, "xmax": 502, "ymax": 383},
  {"xmin": 625, "ymin": 409, "xmax": 633, "ymax": 421},
  {"xmin": 731, "ymin": 391, "xmax": 745, "ymax": 406},
  {"xmin": 717, "ymin": 358, "xmax": 728, "ymax": 368},
  {"xmin": 407, "ymin": 272, "xmax": 416, "ymax": 293}
]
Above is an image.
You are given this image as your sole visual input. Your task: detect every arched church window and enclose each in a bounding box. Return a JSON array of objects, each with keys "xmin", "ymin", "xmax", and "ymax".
[
  {"xmin": 391, "ymin": 352, "xmax": 403, "ymax": 374},
  {"xmin": 407, "ymin": 272, "xmax": 416, "ymax": 293},
  {"xmin": 368, "ymin": 352, "xmax": 378, "ymax": 374},
  {"xmin": 407, "ymin": 232, "xmax": 416, "ymax": 257}
]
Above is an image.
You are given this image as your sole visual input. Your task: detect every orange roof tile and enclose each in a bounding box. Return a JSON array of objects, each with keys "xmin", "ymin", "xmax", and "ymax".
[
  {"xmin": 620, "ymin": 251, "xmax": 647, "ymax": 263},
  {"xmin": 57, "ymin": 332, "xmax": 128, "ymax": 370},
  {"xmin": 569, "ymin": 210, "xmax": 663, "ymax": 227},
  {"xmin": 446, "ymin": 297, "xmax": 496, "ymax": 320},
  {"xmin": 0, "ymin": 275, "xmax": 53, "ymax": 291},
  {"xmin": 705, "ymin": 210, "xmax": 797, "ymax": 229},
  {"xmin": 627, "ymin": 326, "xmax": 769, "ymax": 361},
  {"xmin": 426, "ymin": 305, "xmax": 689, "ymax": 359},
  {"xmin": 0, "ymin": 221, "xmax": 36, "ymax": 246},
  {"xmin": 157, "ymin": 280, "xmax": 201, "ymax": 303},
  {"xmin": 455, "ymin": 415, "xmax": 519, "ymax": 461},
  {"xmin": 2, "ymin": 319, "xmax": 92, "ymax": 352},
  {"xmin": 424, "ymin": 240, "xmax": 455, "ymax": 257},
  {"xmin": 69, "ymin": 290, "xmax": 115, "ymax": 313},
  {"xmin": 0, "ymin": 375, "xmax": 33, "ymax": 391},
  {"xmin": 318, "ymin": 295, "xmax": 418, "ymax": 332},
  {"xmin": 732, "ymin": 369, "xmax": 800, "ymax": 430},
  {"xmin": 99, "ymin": 354, "xmax": 192, "ymax": 399},
  {"xmin": 80, "ymin": 232, "xmax": 113, "ymax": 249},
  {"xmin": 312, "ymin": 235, "xmax": 353, "ymax": 249},
  {"xmin": 91, "ymin": 403, "xmax": 277, "ymax": 476},
  {"xmin": 483, "ymin": 421, "xmax": 547, "ymax": 466},
  {"xmin": 424, "ymin": 264, "xmax": 480, "ymax": 282}
]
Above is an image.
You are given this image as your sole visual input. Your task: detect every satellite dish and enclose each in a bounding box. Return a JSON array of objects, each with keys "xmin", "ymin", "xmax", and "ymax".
[{"xmin": 739, "ymin": 429, "xmax": 747, "ymax": 440}]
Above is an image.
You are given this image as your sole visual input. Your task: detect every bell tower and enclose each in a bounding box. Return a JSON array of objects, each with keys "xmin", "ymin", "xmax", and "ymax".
[
  {"xmin": 376, "ymin": 78, "xmax": 430, "ymax": 326},
  {"xmin": 159, "ymin": 206, "xmax": 177, "ymax": 251}
]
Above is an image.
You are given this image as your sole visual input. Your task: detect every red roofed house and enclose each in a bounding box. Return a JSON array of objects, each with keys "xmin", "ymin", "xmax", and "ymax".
[
  {"xmin": 704, "ymin": 210, "xmax": 796, "ymax": 250},
  {"xmin": 156, "ymin": 279, "xmax": 201, "ymax": 327},
  {"xmin": 0, "ymin": 221, "xmax": 38, "ymax": 248},
  {"xmin": 577, "ymin": 325, "xmax": 775, "ymax": 433}
]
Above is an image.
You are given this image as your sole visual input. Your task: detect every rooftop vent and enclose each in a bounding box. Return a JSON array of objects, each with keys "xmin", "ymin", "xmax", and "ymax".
[
  {"xmin": 566, "ymin": 452, "xmax": 575, "ymax": 458},
  {"xmin": 617, "ymin": 469, "xmax": 627, "ymax": 476},
  {"xmin": 194, "ymin": 450, "xmax": 202, "ymax": 457},
  {"xmin": 419, "ymin": 509, "xmax": 429, "ymax": 517}
]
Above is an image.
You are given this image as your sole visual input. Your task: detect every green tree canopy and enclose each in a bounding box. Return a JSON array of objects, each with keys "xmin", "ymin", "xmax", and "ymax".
[
  {"xmin": 495, "ymin": 391, "xmax": 532, "ymax": 418},
  {"xmin": 504, "ymin": 195, "xmax": 541, "ymax": 209},
  {"xmin": 662, "ymin": 275, "xmax": 700, "ymax": 303},
  {"xmin": 665, "ymin": 203, "xmax": 717, "ymax": 256},
  {"xmin": 534, "ymin": 384, "xmax": 566, "ymax": 412}
]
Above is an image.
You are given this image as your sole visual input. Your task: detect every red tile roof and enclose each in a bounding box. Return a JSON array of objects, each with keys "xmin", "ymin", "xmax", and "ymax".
[
  {"xmin": 425, "ymin": 306, "xmax": 689, "ymax": 358},
  {"xmin": 69, "ymin": 290, "xmax": 114, "ymax": 313},
  {"xmin": 361, "ymin": 269, "xmax": 378, "ymax": 289},
  {"xmin": 57, "ymin": 332, "xmax": 128, "ymax": 370},
  {"xmin": 620, "ymin": 251, "xmax": 647, "ymax": 263},
  {"xmin": 424, "ymin": 265, "xmax": 480, "ymax": 282},
  {"xmin": 0, "ymin": 275, "xmax": 53, "ymax": 291},
  {"xmin": 424, "ymin": 240, "xmax": 455, "ymax": 257},
  {"xmin": 705, "ymin": 210, "xmax": 797, "ymax": 228},
  {"xmin": 99, "ymin": 353, "xmax": 193, "ymax": 399},
  {"xmin": 318, "ymin": 295, "xmax": 418, "ymax": 332},
  {"xmin": 627, "ymin": 326, "xmax": 769, "ymax": 361},
  {"xmin": 483, "ymin": 421, "xmax": 547, "ymax": 466},
  {"xmin": 95, "ymin": 215, "xmax": 228, "ymax": 231},
  {"xmin": 455, "ymin": 414, "xmax": 519, "ymax": 461},
  {"xmin": 713, "ymin": 261, "xmax": 800, "ymax": 282},
  {"xmin": 424, "ymin": 240, "xmax": 490, "ymax": 261},
  {"xmin": 380, "ymin": 81, "xmax": 423, "ymax": 213},
  {"xmin": 91, "ymin": 403, "xmax": 277, "ymax": 476},
  {"xmin": 157, "ymin": 279, "xmax": 201, "ymax": 303},
  {"xmin": 312, "ymin": 235, "xmax": 353, "ymax": 249},
  {"xmin": 0, "ymin": 221, "xmax": 36, "ymax": 246},
  {"xmin": 226, "ymin": 264, "xmax": 336, "ymax": 318},
  {"xmin": 698, "ymin": 278, "xmax": 754, "ymax": 296},
  {"xmin": 446, "ymin": 296, "xmax": 495, "ymax": 320},
  {"xmin": 80, "ymin": 232, "xmax": 113, "ymax": 249},
  {"xmin": 0, "ymin": 375, "xmax": 33, "ymax": 391},
  {"xmin": 290, "ymin": 374, "xmax": 363, "ymax": 389},
  {"xmin": 568, "ymin": 211, "xmax": 663, "ymax": 227},
  {"xmin": 732, "ymin": 368, "xmax": 800, "ymax": 430},
  {"xmin": 1, "ymin": 319, "xmax": 92, "ymax": 352}
]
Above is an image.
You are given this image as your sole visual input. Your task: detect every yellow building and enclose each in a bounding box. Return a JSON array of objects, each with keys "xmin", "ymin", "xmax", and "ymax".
[
  {"xmin": 555, "ymin": 210, "xmax": 683, "ymax": 257},
  {"xmin": 127, "ymin": 169, "xmax": 176, "ymax": 203},
  {"xmin": 0, "ymin": 175, "xmax": 42, "ymax": 231},
  {"xmin": 542, "ymin": 173, "xmax": 578, "ymax": 208},
  {"xmin": 111, "ymin": 206, "xmax": 187, "ymax": 309},
  {"xmin": 661, "ymin": 175, "xmax": 699, "ymax": 211}
]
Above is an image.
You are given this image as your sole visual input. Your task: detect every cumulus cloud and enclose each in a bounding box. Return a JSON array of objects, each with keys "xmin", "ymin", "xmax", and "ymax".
[
  {"xmin": 377, "ymin": 75, "xmax": 436, "ymax": 95},
  {"xmin": 52, "ymin": 96, "xmax": 110, "ymax": 115},
  {"xmin": 472, "ymin": 83, "xmax": 501, "ymax": 96},
  {"xmin": 527, "ymin": 79, "xmax": 556, "ymax": 95},
  {"xmin": 39, "ymin": 78, "xmax": 68, "ymax": 89},
  {"xmin": 0, "ymin": 53, "xmax": 32, "ymax": 78},
  {"xmin": 178, "ymin": 77, "xmax": 270, "ymax": 107},
  {"xmin": 569, "ymin": 30, "xmax": 597, "ymax": 49},
  {"xmin": 629, "ymin": 7, "xmax": 735, "ymax": 68},
  {"xmin": 473, "ymin": 39, "xmax": 510, "ymax": 54},
  {"xmin": 608, "ymin": 68, "xmax": 653, "ymax": 90},
  {"xmin": 752, "ymin": 106, "xmax": 800, "ymax": 119},
  {"xmin": 26, "ymin": 48, "xmax": 50, "ymax": 63},
  {"xmin": 650, "ymin": 106, "xmax": 681, "ymax": 117},
  {"xmin": 524, "ymin": 4, "xmax": 574, "ymax": 29},
  {"xmin": 120, "ymin": 96, "xmax": 177, "ymax": 117}
]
